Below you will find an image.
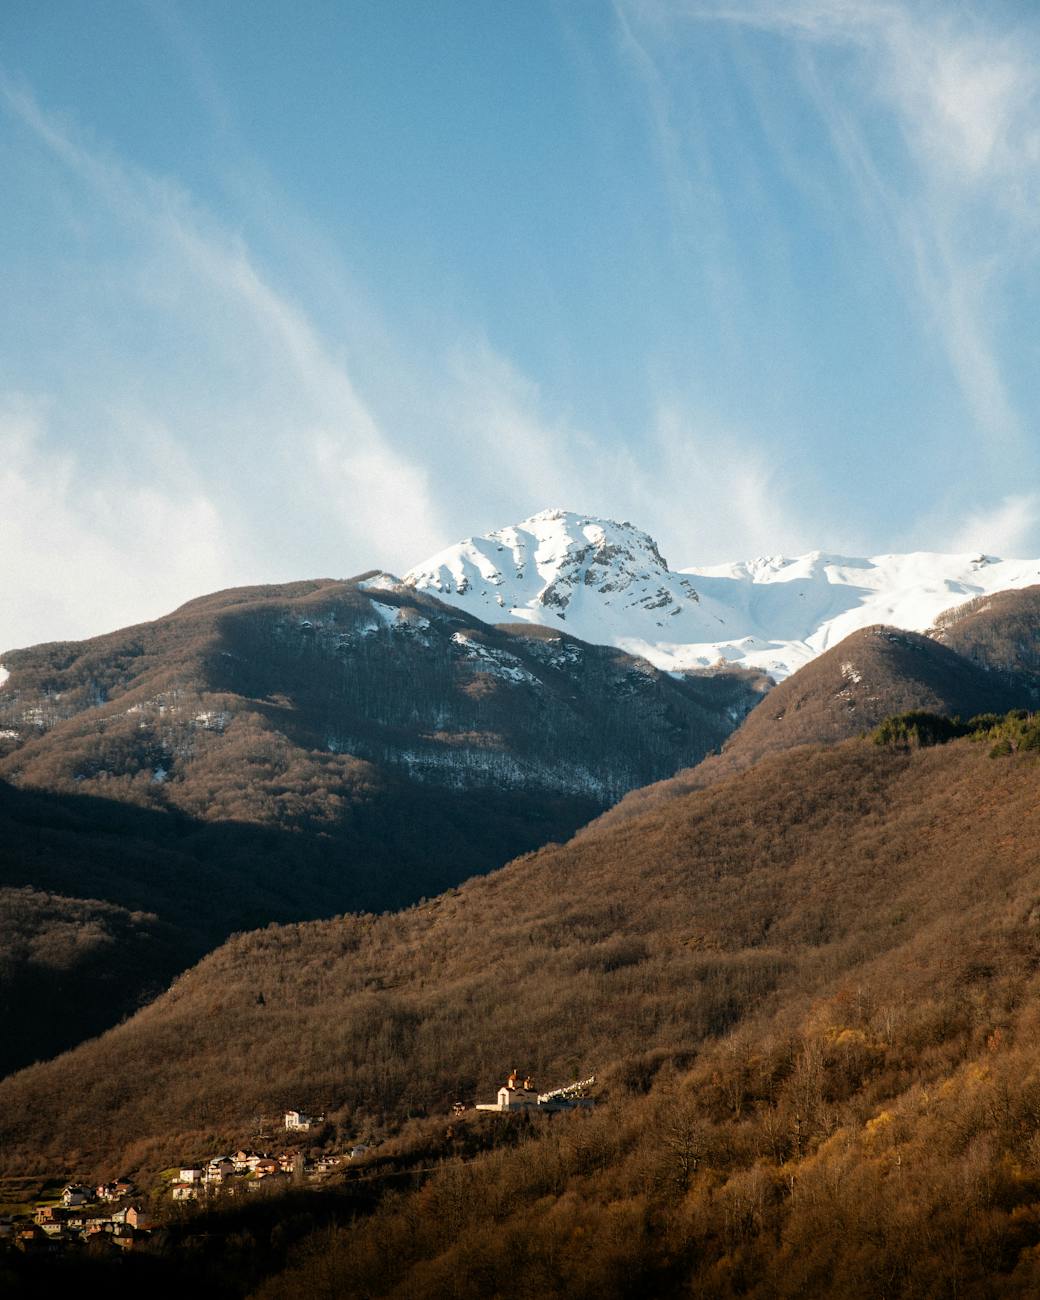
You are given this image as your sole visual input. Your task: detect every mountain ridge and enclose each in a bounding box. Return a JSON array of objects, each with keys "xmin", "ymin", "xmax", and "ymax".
[
  {"xmin": 585, "ymin": 615, "xmax": 1034, "ymax": 836},
  {"xmin": 403, "ymin": 508, "xmax": 1040, "ymax": 678},
  {"xmin": 0, "ymin": 574, "xmax": 766, "ymax": 1071}
]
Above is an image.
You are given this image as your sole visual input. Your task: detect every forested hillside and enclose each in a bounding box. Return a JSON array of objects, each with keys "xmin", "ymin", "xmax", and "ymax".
[
  {"xmin": 0, "ymin": 771, "xmax": 593, "ymax": 1076},
  {"xmin": 587, "ymin": 619, "xmax": 1027, "ymax": 833},
  {"xmin": 934, "ymin": 585, "xmax": 1040, "ymax": 692},
  {"xmin": 0, "ymin": 577, "xmax": 765, "ymax": 1071},
  {"xmin": 4, "ymin": 721, "xmax": 1040, "ymax": 1295},
  {"xmin": 0, "ymin": 576, "xmax": 764, "ymax": 807}
]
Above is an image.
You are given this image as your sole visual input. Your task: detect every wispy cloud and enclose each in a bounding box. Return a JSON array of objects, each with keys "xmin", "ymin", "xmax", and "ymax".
[
  {"xmin": 949, "ymin": 492, "xmax": 1040, "ymax": 558},
  {"xmin": 0, "ymin": 75, "xmax": 449, "ymax": 645},
  {"xmin": 434, "ymin": 339, "xmax": 811, "ymax": 564},
  {"xmin": 617, "ymin": 0, "xmax": 1040, "ymax": 450},
  {"xmin": 0, "ymin": 397, "xmax": 233, "ymax": 650},
  {"xmin": 4, "ymin": 5, "xmax": 1039, "ymax": 656}
]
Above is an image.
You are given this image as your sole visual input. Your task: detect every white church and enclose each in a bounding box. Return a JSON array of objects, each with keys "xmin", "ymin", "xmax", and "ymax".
[{"xmin": 476, "ymin": 1070, "xmax": 595, "ymax": 1114}]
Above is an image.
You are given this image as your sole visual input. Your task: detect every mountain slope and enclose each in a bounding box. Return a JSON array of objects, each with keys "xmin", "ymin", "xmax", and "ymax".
[
  {"xmin": 0, "ymin": 576, "xmax": 765, "ymax": 1070},
  {"xmin": 0, "ymin": 575, "xmax": 763, "ymax": 808},
  {"xmin": 0, "ymin": 882, "xmax": 179, "ymax": 1078},
  {"xmin": 590, "ymin": 622, "xmax": 1027, "ymax": 832},
  {"xmin": 0, "ymin": 768, "xmax": 605, "ymax": 1080},
  {"xmin": 0, "ymin": 727, "xmax": 1035, "ymax": 1179},
  {"xmin": 6, "ymin": 729, "xmax": 1040, "ymax": 1299},
  {"xmin": 932, "ymin": 584, "xmax": 1040, "ymax": 695},
  {"xmin": 405, "ymin": 508, "xmax": 1040, "ymax": 677}
]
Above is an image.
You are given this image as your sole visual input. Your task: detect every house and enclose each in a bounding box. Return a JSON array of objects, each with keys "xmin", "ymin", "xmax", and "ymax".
[
  {"xmin": 284, "ymin": 1109, "xmax": 320, "ymax": 1131},
  {"xmin": 348, "ymin": 1145, "xmax": 369, "ymax": 1160},
  {"xmin": 203, "ymin": 1156, "xmax": 236, "ymax": 1185},
  {"xmin": 61, "ymin": 1184, "xmax": 92, "ymax": 1208},
  {"xmin": 113, "ymin": 1205, "xmax": 151, "ymax": 1230},
  {"xmin": 96, "ymin": 1179, "xmax": 133, "ymax": 1202},
  {"xmin": 179, "ymin": 1166, "xmax": 204, "ymax": 1184},
  {"xmin": 247, "ymin": 1168, "xmax": 289, "ymax": 1191},
  {"xmin": 171, "ymin": 1182, "xmax": 199, "ymax": 1201},
  {"xmin": 16, "ymin": 1224, "xmax": 54, "ymax": 1254},
  {"xmin": 34, "ymin": 1205, "xmax": 65, "ymax": 1226}
]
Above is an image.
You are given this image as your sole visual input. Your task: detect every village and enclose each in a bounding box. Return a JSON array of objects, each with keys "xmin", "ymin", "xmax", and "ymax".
[
  {"xmin": 167, "ymin": 1108, "xmax": 371, "ymax": 1204},
  {"xmin": 0, "ymin": 1108, "xmax": 370, "ymax": 1256},
  {"xmin": 0, "ymin": 1076, "xmax": 595, "ymax": 1256}
]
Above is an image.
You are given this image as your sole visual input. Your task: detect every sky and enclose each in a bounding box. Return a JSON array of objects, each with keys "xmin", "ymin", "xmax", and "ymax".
[{"xmin": 3, "ymin": 0, "xmax": 1040, "ymax": 650}]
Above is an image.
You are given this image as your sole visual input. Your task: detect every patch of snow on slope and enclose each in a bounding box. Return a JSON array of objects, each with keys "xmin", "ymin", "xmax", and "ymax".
[
  {"xmin": 370, "ymin": 600, "xmax": 404, "ymax": 628},
  {"xmin": 450, "ymin": 632, "xmax": 540, "ymax": 685},
  {"xmin": 357, "ymin": 601, "xmax": 432, "ymax": 644},
  {"xmin": 0, "ymin": 664, "xmax": 8, "ymax": 689},
  {"xmin": 194, "ymin": 710, "xmax": 229, "ymax": 731},
  {"xmin": 358, "ymin": 572, "xmax": 406, "ymax": 593}
]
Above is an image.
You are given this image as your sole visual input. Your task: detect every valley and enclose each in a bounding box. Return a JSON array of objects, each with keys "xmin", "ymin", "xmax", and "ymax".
[
  {"xmin": 5, "ymin": 718, "xmax": 1040, "ymax": 1295},
  {"xmin": 3, "ymin": 512, "xmax": 1040, "ymax": 1296}
]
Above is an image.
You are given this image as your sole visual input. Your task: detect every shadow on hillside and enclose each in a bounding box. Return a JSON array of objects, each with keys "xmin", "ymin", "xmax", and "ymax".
[{"xmin": 0, "ymin": 776, "xmax": 598, "ymax": 1077}]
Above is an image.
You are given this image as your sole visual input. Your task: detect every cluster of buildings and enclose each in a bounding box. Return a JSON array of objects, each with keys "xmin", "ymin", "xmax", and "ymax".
[
  {"xmin": 1, "ymin": 1181, "xmax": 152, "ymax": 1254},
  {"xmin": 169, "ymin": 1138, "xmax": 368, "ymax": 1202},
  {"xmin": 475, "ymin": 1071, "xmax": 596, "ymax": 1114},
  {"xmin": 1, "ymin": 1082, "xmax": 593, "ymax": 1257}
]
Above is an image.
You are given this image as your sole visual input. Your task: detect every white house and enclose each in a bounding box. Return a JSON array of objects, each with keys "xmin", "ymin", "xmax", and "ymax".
[
  {"xmin": 60, "ymin": 1185, "xmax": 91, "ymax": 1208},
  {"xmin": 206, "ymin": 1157, "xmax": 236, "ymax": 1181},
  {"xmin": 284, "ymin": 1109, "xmax": 322, "ymax": 1131},
  {"xmin": 179, "ymin": 1166, "xmax": 204, "ymax": 1184}
]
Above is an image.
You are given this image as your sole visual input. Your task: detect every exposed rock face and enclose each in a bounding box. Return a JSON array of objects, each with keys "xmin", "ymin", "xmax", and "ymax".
[{"xmin": 404, "ymin": 508, "xmax": 704, "ymax": 645}]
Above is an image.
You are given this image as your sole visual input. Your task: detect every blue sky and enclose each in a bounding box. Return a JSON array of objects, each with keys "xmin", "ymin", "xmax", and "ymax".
[{"xmin": 3, "ymin": 0, "xmax": 1040, "ymax": 648}]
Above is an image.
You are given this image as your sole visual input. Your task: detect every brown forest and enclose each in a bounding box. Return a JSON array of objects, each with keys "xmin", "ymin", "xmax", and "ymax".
[
  {"xmin": 0, "ymin": 577, "xmax": 765, "ymax": 1070},
  {"xmin": 5, "ymin": 722, "xmax": 1040, "ymax": 1295},
  {"xmin": 585, "ymin": 585, "xmax": 1040, "ymax": 836}
]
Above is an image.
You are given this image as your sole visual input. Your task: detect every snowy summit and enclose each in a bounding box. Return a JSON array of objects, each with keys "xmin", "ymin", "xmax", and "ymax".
[
  {"xmin": 404, "ymin": 509, "xmax": 1040, "ymax": 680},
  {"xmin": 404, "ymin": 507, "xmax": 700, "ymax": 639}
]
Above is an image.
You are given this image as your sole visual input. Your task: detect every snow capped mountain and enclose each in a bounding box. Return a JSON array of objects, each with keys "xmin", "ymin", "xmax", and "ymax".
[
  {"xmin": 403, "ymin": 507, "xmax": 706, "ymax": 642},
  {"xmin": 404, "ymin": 509, "xmax": 1040, "ymax": 679}
]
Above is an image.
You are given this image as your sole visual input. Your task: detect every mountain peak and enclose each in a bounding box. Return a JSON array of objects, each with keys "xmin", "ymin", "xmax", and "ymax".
[
  {"xmin": 405, "ymin": 511, "xmax": 1040, "ymax": 681},
  {"xmin": 403, "ymin": 509, "xmax": 692, "ymax": 640}
]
